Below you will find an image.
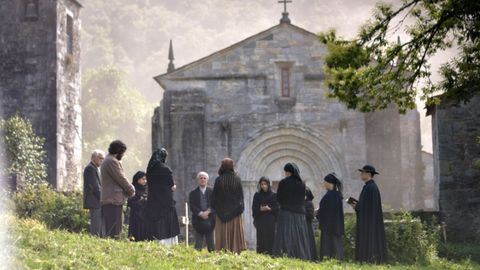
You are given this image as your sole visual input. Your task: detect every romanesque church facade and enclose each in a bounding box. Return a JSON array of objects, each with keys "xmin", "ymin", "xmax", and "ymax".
[{"xmin": 153, "ymin": 15, "xmax": 430, "ymax": 247}]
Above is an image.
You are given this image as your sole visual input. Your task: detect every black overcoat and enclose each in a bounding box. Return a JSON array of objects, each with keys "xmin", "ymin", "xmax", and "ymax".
[{"xmin": 355, "ymin": 180, "xmax": 387, "ymax": 263}]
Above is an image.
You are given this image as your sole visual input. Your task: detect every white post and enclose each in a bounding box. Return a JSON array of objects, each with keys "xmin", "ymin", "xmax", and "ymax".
[{"xmin": 185, "ymin": 202, "xmax": 189, "ymax": 247}]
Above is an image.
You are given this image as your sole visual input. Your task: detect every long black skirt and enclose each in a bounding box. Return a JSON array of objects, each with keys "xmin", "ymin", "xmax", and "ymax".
[
  {"xmin": 307, "ymin": 221, "xmax": 318, "ymax": 260},
  {"xmin": 255, "ymin": 214, "xmax": 276, "ymax": 255},
  {"xmin": 320, "ymin": 231, "xmax": 344, "ymax": 261},
  {"xmin": 128, "ymin": 208, "xmax": 149, "ymax": 241},
  {"xmin": 147, "ymin": 209, "xmax": 180, "ymax": 240},
  {"xmin": 273, "ymin": 210, "xmax": 313, "ymax": 260}
]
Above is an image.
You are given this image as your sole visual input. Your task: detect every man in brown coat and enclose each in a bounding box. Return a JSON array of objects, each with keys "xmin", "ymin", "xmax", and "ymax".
[{"xmin": 101, "ymin": 140, "xmax": 135, "ymax": 238}]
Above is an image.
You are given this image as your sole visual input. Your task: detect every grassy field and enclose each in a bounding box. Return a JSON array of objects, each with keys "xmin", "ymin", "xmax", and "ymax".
[{"xmin": 7, "ymin": 217, "xmax": 479, "ymax": 270}]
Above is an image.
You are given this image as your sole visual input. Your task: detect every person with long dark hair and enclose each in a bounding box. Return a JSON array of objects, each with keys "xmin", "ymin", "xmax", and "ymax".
[
  {"xmin": 273, "ymin": 163, "xmax": 313, "ymax": 260},
  {"xmin": 252, "ymin": 176, "xmax": 278, "ymax": 255},
  {"xmin": 127, "ymin": 171, "xmax": 149, "ymax": 241},
  {"xmin": 211, "ymin": 158, "xmax": 246, "ymax": 253},
  {"xmin": 144, "ymin": 148, "xmax": 180, "ymax": 246},
  {"xmin": 305, "ymin": 187, "xmax": 317, "ymax": 260},
  {"xmin": 316, "ymin": 173, "xmax": 345, "ymax": 261}
]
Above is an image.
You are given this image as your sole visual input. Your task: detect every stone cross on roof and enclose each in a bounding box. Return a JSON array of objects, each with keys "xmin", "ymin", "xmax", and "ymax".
[
  {"xmin": 278, "ymin": 0, "xmax": 292, "ymax": 24},
  {"xmin": 278, "ymin": 0, "xmax": 292, "ymax": 13}
]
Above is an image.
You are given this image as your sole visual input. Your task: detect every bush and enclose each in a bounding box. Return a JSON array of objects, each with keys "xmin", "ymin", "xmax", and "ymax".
[
  {"xmin": 0, "ymin": 115, "xmax": 47, "ymax": 188},
  {"xmin": 384, "ymin": 211, "xmax": 439, "ymax": 264},
  {"xmin": 13, "ymin": 184, "xmax": 89, "ymax": 232},
  {"xmin": 439, "ymin": 242, "xmax": 480, "ymax": 263},
  {"xmin": 337, "ymin": 211, "xmax": 440, "ymax": 264}
]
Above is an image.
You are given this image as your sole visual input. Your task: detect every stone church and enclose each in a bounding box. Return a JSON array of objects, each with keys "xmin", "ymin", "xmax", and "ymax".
[
  {"xmin": 0, "ymin": 0, "xmax": 82, "ymax": 190},
  {"xmin": 153, "ymin": 12, "xmax": 431, "ymax": 247}
]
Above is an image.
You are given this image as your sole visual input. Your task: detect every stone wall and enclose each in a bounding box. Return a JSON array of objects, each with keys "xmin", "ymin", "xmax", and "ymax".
[
  {"xmin": 0, "ymin": 0, "xmax": 82, "ymax": 190},
  {"xmin": 55, "ymin": 0, "xmax": 82, "ymax": 191},
  {"xmin": 430, "ymin": 95, "xmax": 480, "ymax": 241}
]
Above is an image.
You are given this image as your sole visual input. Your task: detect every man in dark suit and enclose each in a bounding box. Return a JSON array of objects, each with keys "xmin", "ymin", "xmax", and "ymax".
[
  {"xmin": 83, "ymin": 149, "xmax": 105, "ymax": 236},
  {"xmin": 189, "ymin": 171, "xmax": 215, "ymax": 251}
]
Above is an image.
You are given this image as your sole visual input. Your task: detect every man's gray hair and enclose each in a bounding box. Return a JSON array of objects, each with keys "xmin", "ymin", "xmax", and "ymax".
[
  {"xmin": 197, "ymin": 171, "xmax": 209, "ymax": 179},
  {"xmin": 91, "ymin": 149, "xmax": 105, "ymax": 159}
]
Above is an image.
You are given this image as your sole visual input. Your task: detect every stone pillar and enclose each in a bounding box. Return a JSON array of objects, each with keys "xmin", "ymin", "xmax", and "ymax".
[
  {"xmin": 430, "ymin": 95, "xmax": 480, "ymax": 242},
  {"xmin": 242, "ymin": 180, "xmax": 258, "ymax": 249}
]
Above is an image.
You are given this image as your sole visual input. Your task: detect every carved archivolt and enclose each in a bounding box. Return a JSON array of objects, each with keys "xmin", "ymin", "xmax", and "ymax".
[{"xmin": 237, "ymin": 123, "xmax": 346, "ymax": 184}]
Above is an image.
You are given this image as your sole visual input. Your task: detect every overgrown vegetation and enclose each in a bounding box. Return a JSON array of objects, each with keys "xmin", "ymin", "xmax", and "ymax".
[
  {"xmin": 10, "ymin": 186, "xmax": 448, "ymax": 266},
  {"xmin": 340, "ymin": 212, "xmax": 439, "ymax": 264},
  {"xmin": 6, "ymin": 182, "xmax": 478, "ymax": 268},
  {"xmin": 8, "ymin": 217, "xmax": 478, "ymax": 270},
  {"xmin": 13, "ymin": 184, "xmax": 89, "ymax": 233},
  {"xmin": 439, "ymin": 242, "xmax": 480, "ymax": 263},
  {"xmin": 0, "ymin": 115, "xmax": 47, "ymax": 188}
]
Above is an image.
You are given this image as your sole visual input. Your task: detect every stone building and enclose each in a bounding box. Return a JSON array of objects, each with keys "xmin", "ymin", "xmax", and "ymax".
[
  {"xmin": 153, "ymin": 13, "xmax": 428, "ymax": 247},
  {"xmin": 428, "ymin": 95, "xmax": 480, "ymax": 242},
  {"xmin": 0, "ymin": 0, "xmax": 82, "ymax": 190}
]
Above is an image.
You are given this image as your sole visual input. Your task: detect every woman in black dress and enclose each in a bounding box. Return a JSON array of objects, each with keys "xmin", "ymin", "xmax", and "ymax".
[
  {"xmin": 127, "ymin": 171, "xmax": 148, "ymax": 241},
  {"xmin": 305, "ymin": 187, "xmax": 318, "ymax": 260},
  {"xmin": 252, "ymin": 176, "xmax": 279, "ymax": 255},
  {"xmin": 273, "ymin": 163, "xmax": 313, "ymax": 260},
  {"xmin": 144, "ymin": 148, "xmax": 180, "ymax": 245},
  {"xmin": 316, "ymin": 173, "xmax": 345, "ymax": 260}
]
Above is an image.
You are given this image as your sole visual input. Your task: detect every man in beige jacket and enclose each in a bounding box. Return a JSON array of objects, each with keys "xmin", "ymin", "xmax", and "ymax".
[{"xmin": 101, "ymin": 140, "xmax": 135, "ymax": 238}]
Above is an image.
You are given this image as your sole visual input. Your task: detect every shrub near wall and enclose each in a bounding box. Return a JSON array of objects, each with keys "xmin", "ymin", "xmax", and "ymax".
[
  {"xmin": 14, "ymin": 184, "xmax": 89, "ymax": 232},
  {"xmin": 338, "ymin": 211, "xmax": 440, "ymax": 264}
]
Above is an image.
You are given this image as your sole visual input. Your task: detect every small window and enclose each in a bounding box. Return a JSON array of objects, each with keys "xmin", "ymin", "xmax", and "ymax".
[
  {"xmin": 66, "ymin": 15, "xmax": 74, "ymax": 54},
  {"xmin": 23, "ymin": 0, "xmax": 38, "ymax": 20},
  {"xmin": 281, "ymin": 67, "xmax": 290, "ymax": 97}
]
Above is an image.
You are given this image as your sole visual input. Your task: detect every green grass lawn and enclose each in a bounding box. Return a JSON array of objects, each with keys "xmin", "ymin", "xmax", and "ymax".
[{"xmin": 7, "ymin": 216, "xmax": 479, "ymax": 270}]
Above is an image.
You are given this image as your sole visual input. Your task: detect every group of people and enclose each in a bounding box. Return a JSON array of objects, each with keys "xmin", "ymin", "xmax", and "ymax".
[
  {"xmin": 251, "ymin": 163, "xmax": 387, "ymax": 264},
  {"xmin": 83, "ymin": 140, "xmax": 387, "ymax": 264},
  {"xmin": 83, "ymin": 141, "xmax": 179, "ymax": 244}
]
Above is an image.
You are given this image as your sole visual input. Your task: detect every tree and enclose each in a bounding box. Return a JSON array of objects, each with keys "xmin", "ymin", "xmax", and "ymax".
[
  {"xmin": 320, "ymin": 0, "xmax": 480, "ymax": 113},
  {"xmin": 0, "ymin": 115, "xmax": 47, "ymax": 188},
  {"xmin": 82, "ymin": 65, "xmax": 154, "ymax": 177}
]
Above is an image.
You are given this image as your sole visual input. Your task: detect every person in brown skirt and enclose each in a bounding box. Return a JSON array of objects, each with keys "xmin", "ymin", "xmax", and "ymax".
[{"xmin": 211, "ymin": 158, "xmax": 247, "ymax": 253}]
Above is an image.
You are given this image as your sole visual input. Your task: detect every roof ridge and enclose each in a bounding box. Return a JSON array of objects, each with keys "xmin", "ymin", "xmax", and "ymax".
[{"xmin": 154, "ymin": 23, "xmax": 318, "ymax": 83}]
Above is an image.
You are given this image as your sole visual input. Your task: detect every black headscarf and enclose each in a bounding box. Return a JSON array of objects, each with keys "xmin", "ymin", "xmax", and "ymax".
[
  {"xmin": 324, "ymin": 173, "xmax": 343, "ymax": 195},
  {"xmin": 284, "ymin": 162, "xmax": 302, "ymax": 181},
  {"xmin": 305, "ymin": 186, "xmax": 314, "ymax": 201},
  {"xmin": 132, "ymin": 171, "xmax": 147, "ymax": 191},
  {"xmin": 147, "ymin": 148, "xmax": 168, "ymax": 171}
]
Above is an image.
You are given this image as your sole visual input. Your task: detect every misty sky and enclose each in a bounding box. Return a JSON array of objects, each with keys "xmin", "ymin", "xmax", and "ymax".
[{"xmin": 80, "ymin": 0, "xmax": 456, "ymax": 153}]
